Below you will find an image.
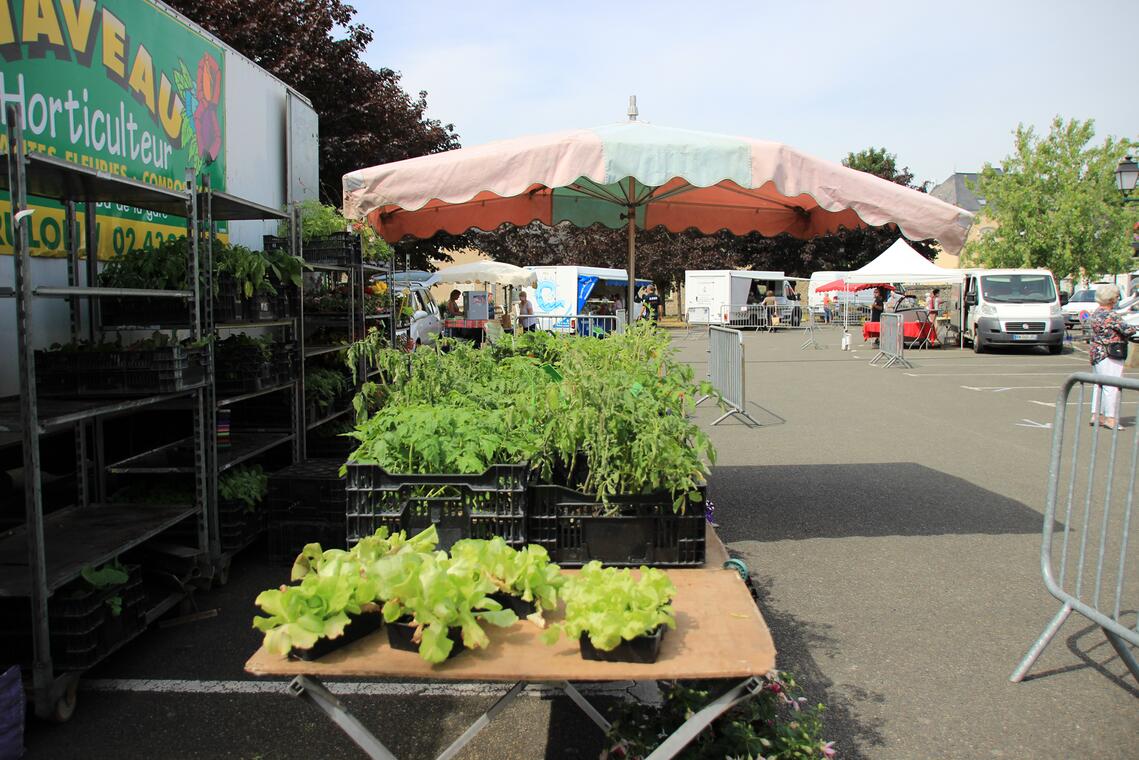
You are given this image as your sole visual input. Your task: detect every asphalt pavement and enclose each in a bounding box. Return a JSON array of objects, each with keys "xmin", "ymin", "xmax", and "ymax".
[{"xmin": 21, "ymin": 327, "xmax": 1138, "ymax": 759}]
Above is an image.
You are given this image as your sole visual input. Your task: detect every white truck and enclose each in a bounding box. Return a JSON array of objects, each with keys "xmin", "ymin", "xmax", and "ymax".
[
  {"xmin": 961, "ymin": 268, "xmax": 1065, "ymax": 354},
  {"xmin": 683, "ymin": 270, "xmax": 803, "ymax": 325}
]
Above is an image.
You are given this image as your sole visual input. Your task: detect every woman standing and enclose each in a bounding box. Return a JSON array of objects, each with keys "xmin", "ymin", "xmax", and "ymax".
[{"xmin": 1088, "ymin": 284, "xmax": 1138, "ymax": 430}]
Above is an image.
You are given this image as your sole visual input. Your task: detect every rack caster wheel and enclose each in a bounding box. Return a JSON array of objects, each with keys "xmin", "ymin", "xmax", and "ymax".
[
  {"xmin": 723, "ymin": 558, "xmax": 749, "ymax": 581},
  {"xmin": 49, "ymin": 674, "xmax": 80, "ymax": 723}
]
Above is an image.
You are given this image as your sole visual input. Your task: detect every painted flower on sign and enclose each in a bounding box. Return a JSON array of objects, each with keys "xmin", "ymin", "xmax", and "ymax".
[
  {"xmin": 173, "ymin": 53, "xmax": 223, "ymax": 174},
  {"xmin": 194, "ymin": 54, "xmax": 222, "ymax": 162}
]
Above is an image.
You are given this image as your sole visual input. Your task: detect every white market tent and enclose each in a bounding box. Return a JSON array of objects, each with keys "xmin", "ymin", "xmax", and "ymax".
[
  {"xmin": 423, "ymin": 261, "xmax": 538, "ymax": 288},
  {"xmin": 845, "ymin": 238, "xmax": 962, "ymax": 284}
]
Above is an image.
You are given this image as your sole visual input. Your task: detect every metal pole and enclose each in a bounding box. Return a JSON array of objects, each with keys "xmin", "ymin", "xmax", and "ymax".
[
  {"xmin": 626, "ymin": 203, "xmax": 636, "ymax": 326},
  {"xmin": 8, "ymin": 104, "xmax": 53, "ymax": 718}
]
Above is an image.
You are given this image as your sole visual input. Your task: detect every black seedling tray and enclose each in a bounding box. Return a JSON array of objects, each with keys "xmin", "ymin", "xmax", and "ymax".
[
  {"xmin": 386, "ymin": 618, "xmax": 465, "ymax": 660},
  {"xmin": 579, "ymin": 626, "xmax": 664, "ymax": 663},
  {"xmin": 290, "ymin": 612, "xmax": 384, "ymax": 661}
]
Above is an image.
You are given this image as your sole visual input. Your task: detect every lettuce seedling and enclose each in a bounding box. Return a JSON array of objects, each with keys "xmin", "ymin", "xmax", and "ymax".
[
  {"xmin": 449, "ymin": 537, "xmax": 565, "ymax": 626},
  {"xmin": 542, "ymin": 561, "xmax": 676, "ymax": 652},
  {"xmin": 253, "ymin": 553, "xmax": 379, "ymax": 656},
  {"xmin": 368, "ymin": 551, "xmax": 517, "ymax": 663}
]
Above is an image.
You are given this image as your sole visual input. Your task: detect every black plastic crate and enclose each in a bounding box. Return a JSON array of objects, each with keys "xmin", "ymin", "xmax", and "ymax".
[
  {"xmin": 267, "ymin": 459, "xmax": 346, "ymax": 519},
  {"xmin": 301, "ymin": 232, "xmax": 362, "ymax": 267},
  {"xmin": 526, "ymin": 482, "xmax": 707, "ymax": 567},
  {"xmin": 244, "ymin": 293, "xmax": 277, "ymax": 322},
  {"xmin": 214, "ymin": 274, "xmax": 243, "ymax": 324},
  {"xmin": 268, "ymin": 518, "xmax": 346, "ymax": 564},
  {"xmin": 35, "ymin": 347, "xmax": 206, "ymax": 398},
  {"xmin": 218, "ymin": 498, "xmax": 265, "ymax": 553},
  {"xmin": 101, "ymin": 297, "xmax": 191, "ymax": 328},
  {"xmin": 344, "ymin": 463, "xmax": 527, "ymax": 550},
  {"xmin": 0, "ymin": 565, "xmax": 145, "ymax": 670}
]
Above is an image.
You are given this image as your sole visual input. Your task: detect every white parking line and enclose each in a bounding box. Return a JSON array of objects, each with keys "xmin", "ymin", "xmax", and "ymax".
[
  {"xmin": 960, "ymin": 385, "xmax": 1059, "ymax": 392},
  {"xmin": 80, "ymin": 678, "xmax": 658, "ymax": 700},
  {"xmin": 907, "ymin": 372, "xmax": 1078, "ymax": 378}
]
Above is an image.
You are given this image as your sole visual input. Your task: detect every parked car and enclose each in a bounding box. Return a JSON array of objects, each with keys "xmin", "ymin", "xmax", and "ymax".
[
  {"xmin": 1060, "ymin": 289, "xmax": 1097, "ymax": 328},
  {"xmin": 390, "ymin": 282, "xmax": 442, "ymax": 346}
]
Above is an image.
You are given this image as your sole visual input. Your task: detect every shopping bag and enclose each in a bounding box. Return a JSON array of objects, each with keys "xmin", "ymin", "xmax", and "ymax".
[
  {"xmin": 771, "ymin": 315, "xmax": 781, "ymax": 326},
  {"xmin": 1126, "ymin": 342, "xmax": 1139, "ymax": 369}
]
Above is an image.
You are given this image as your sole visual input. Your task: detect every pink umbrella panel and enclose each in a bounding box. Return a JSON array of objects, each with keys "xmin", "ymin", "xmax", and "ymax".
[{"xmin": 815, "ymin": 280, "xmax": 896, "ymax": 293}]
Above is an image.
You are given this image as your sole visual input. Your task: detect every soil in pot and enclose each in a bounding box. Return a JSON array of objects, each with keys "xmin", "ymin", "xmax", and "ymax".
[
  {"xmin": 386, "ymin": 617, "xmax": 466, "ymax": 660},
  {"xmin": 488, "ymin": 591, "xmax": 536, "ymax": 619},
  {"xmin": 579, "ymin": 626, "xmax": 664, "ymax": 663},
  {"xmin": 289, "ymin": 612, "xmax": 384, "ymax": 661}
]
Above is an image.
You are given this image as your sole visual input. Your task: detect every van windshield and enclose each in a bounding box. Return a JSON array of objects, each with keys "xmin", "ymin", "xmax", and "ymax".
[{"xmin": 980, "ymin": 274, "xmax": 1056, "ymax": 303}]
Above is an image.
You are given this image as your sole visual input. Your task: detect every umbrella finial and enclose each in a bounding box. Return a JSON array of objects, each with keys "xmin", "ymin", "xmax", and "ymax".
[{"xmin": 627, "ymin": 95, "xmax": 638, "ymax": 121}]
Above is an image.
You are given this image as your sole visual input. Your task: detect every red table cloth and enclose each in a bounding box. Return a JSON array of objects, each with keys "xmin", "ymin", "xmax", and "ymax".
[{"xmin": 862, "ymin": 320, "xmax": 936, "ymax": 343}]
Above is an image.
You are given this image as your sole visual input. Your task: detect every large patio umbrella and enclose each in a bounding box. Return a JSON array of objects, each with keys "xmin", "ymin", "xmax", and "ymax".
[
  {"xmin": 423, "ymin": 260, "xmax": 537, "ymax": 288},
  {"xmin": 815, "ymin": 279, "xmax": 894, "ymax": 293},
  {"xmin": 343, "ymin": 119, "xmax": 973, "ymax": 321}
]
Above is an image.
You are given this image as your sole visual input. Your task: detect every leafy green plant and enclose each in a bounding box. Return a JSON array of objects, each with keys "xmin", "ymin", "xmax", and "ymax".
[
  {"xmin": 603, "ymin": 673, "xmax": 833, "ymax": 759},
  {"xmin": 291, "ymin": 200, "xmax": 394, "ymax": 264},
  {"xmin": 542, "ymin": 561, "xmax": 676, "ymax": 652},
  {"xmin": 449, "ymin": 538, "xmax": 565, "ymax": 626},
  {"xmin": 305, "ymin": 368, "xmax": 352, "ymax": 413},
  {"xmin": 290, "ymin": 525, "xmax": 439, "ymax": 581},
  {"xmin": 80, "ymin": 561, "xmax": 129, "ymax": 616},
  {"xmin": 219, "ymin": 465, "xmax": 268, "ymax": 512},
  {"xmin": 252, "ymin": 554, "xmax": 380, "ymax": 656},
  {"xmin": 368, "ymin": 549, "xmax": 517, "ymax": 663},
  {"xmin": 342, "ymin": 324, "xmax": 715, "ymax": 513}
]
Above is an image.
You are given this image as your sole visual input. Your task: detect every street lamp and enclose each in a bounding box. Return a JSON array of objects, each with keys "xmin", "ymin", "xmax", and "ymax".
[{"xmin": 1115, "ymin": 155, "xmax": 1139, "ymax": 203}]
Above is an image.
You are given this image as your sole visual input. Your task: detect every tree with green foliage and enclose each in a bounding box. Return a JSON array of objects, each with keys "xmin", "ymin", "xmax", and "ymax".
[
  {"xmin": 165, "ymin": 0, "xmax": 466, "ymax": 269},
  {"xmin": 843, "ymin": 146, "xmax": 921, "ymax": 189},
  {"xmin": 963, "ymin": 117, "xmax": 1137, "ymax": 279}
]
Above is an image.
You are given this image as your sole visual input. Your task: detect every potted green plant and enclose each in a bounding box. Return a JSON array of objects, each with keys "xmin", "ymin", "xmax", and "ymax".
[
  {"xmin": 253, "ymin": 552, "xmax": 382, "ymax": 661},
  {"xmin": 368, "ymin": 550, "xmax": 517, "ymax": 663},
  {"xmin": 542, "ymin": 561, "xmax": 676, "ymax": 663},
  {"xmin": 448, "ymin": 537, "xmax": 565, "ymax": 626}
]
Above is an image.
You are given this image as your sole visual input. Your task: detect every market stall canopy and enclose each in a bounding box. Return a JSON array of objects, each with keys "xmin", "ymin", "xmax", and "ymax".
[
  {"xmin": 815, "ymin": 279, "xmax": 895, "ymax": 293},
  {"xmin": 424, "ymin": 261, "xmax": 538, "ymax": 288},
  {"xmin": 342, "ymin": 121, "xmax": 974, "ymax": 252},
  {"xmin": 845, "ymin": 238, "xmax": 963, "ymax": 285}
]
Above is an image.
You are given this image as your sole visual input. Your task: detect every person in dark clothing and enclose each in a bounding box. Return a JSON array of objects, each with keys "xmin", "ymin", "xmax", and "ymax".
[
  {"xmin": 640, "ymin": 285, "xmax": 662, "ymax": 322},
  {"xmin": 870, "ymin": 287, "xmax": 886, "ymax": 323}
]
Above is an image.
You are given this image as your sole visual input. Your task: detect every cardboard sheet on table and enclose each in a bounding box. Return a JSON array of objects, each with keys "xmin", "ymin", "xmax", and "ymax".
[{"xmin": 245, "ymin": 527, "xmax": 775, "ymax": 682}]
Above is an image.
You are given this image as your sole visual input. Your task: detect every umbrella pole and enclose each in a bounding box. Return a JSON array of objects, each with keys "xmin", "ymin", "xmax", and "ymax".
[{"xmin": 626, "ymin": 206, "xmax": 636, "ymax": 325}]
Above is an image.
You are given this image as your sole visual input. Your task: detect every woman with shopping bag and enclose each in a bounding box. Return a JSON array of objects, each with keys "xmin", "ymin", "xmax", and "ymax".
[{"xmin": 1088, "ymin": 284, "xmax": 1139, "ymax": 430}]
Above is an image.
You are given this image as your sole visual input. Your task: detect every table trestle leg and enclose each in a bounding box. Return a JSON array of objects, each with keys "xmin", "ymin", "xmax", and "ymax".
[
  {"xmin": 644, "ymin": 677, "xmax": 764, "ymax": 760},
  {"xmin": 288, "ymin": 676, "xmax": 399, "ymax": 760},
  {"xmin": 436, "ymin": 681, "xmax": 528, "ymax": 760},
  {"xmin": 555, "ymin": 681, "xmax": 612, "ymax": 732}
]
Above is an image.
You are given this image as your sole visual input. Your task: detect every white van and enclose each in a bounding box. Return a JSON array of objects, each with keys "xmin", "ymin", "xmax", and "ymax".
[
  {"xmin": 377, "ymin": 274, "xmax": 443, "ymax": 345},
  {"xmin": 684, "ymin": 270, "xmax": 803, "ymax": 325},
  {"xmin": 961, "ymin": 268, "xmax": 1064, "ymax": 354}
]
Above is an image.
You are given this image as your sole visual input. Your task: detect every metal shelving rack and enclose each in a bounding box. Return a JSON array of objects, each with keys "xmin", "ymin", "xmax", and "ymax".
[
  {"xmin": 296, "ymin": 234, "xmax": 391, "ymax": 459},
  {"xmin": 1, "ymin": 104, "xmax": 209, "ymax": 720},
  {"xmin": 198, "ymin": 176, "xmax": 299, "ymax": 575}
]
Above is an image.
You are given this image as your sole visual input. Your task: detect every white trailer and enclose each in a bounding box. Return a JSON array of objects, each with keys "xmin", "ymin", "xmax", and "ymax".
[
  {"xmin": 683, "ymin": 270, "xmax": 800, "ymax": 325},
  {"xmin": 523, "ymin": 266, "xmax": 651, "ymax": 330}
]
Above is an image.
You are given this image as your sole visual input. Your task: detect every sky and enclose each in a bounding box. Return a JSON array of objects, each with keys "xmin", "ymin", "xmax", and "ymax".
[{"xmin": 358, "ymin": 0, "xmax": 1137, "ymax": 187}]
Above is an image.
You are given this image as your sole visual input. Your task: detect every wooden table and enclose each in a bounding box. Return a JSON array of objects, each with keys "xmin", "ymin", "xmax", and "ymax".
[{"xmin": 245, "ymin": 527, "xmax": 776, "ymax": 759}]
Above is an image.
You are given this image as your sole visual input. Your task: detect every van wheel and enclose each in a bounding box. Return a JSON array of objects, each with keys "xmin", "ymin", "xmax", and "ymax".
[
  {"xmin": 973, "ymin": 333, "xmax": 985, "ymax": 354},
  {"xmin": 1048, "ymin": 343, "xmax": 1062, "ymax": 355}
]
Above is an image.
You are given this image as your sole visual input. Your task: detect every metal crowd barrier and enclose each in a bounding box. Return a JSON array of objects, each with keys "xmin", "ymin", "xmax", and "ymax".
[
  {"xmin": 1011, "ymin": 373, "xmax": 1139, "ymax": 685},
  {"xmin": 525, "ymin": 313, "xmax": 619, "ymax": 337},
  {"xmin": 696, "ymin": 326, "xmax": 758, "ymax": 425},
  {"xmin": 869, "ymin": 313, "xmax": 912, "ymax": 369},
  {"xmin": 719, "ymin": 303, "xmax": 808, "ymax": 331},
  {"xmin": 832, "ymin": 303, "xmax": 871, "ymax": 328}
]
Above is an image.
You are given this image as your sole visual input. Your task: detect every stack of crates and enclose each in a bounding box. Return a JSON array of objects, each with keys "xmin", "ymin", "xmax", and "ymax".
[{"xmin": 266, "ymin": 459, "xmax": 348, "ymax": 563}]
